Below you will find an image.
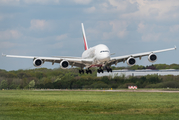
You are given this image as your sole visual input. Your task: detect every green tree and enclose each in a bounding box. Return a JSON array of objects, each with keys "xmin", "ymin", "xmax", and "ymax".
[
  {"xmin": 0, "ymin": 80, "xmax": 8, "ymax": 89},
  {"xmin": 90, "ymin": 81, "xmax": 109, "ymax": 88},
  {"xmin": 29, "ymin": 80, "xmax": 35, "ymax": 88},
  {"xmin": 54, "ymin": 77, "xmax": 61, "ymax": 82}
]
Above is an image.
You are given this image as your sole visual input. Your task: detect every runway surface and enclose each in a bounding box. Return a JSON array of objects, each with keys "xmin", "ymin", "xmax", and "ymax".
[{"xmin": 34, "ymin": 89, "xmax": 179, "ymax": 93}]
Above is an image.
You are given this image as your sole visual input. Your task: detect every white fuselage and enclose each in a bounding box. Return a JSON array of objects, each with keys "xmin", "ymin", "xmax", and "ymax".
[{"xmin": 82, "ymin": 44, "xmax": 110, "ymax": 67}]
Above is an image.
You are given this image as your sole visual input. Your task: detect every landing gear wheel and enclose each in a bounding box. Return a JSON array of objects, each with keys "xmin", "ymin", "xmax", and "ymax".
[
  {"xmin": 79, "ymin": 70, "xmax": 81, "ymax": 74},
  {"xmin": 89, "ymin": 70, "xmax": 92, "ymax": 74},
  {"xmin": 86, "ymin": 69, "xmax": 92, "ymax": 74},
  {"xmin": 105, "ymin": 66, "xmax": 113, "ymax": 73},
  {"xmin": 97, "ymin": 69, "xmax": 103, "ymax": 73},
  {"xmin": 97, "ymin": 69, "xmax": 99, "ymax": 73},
  {"xmin": 86, "ymin": 70, "xmax": 88, "ymax": 74},
  {"xmin": 79, "ymin": 70, "xmax": 84, "ymax": 74}
]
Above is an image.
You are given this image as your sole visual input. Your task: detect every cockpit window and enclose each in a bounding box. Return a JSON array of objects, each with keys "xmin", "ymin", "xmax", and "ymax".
[{"xmin": 100, "ymin": 50, "xmax": 109, "ymax": 53}]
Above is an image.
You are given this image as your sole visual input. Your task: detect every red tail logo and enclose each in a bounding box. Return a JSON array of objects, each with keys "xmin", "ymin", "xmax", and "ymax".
[
  {"xmin": 81, "ymin": 23, "xmax": 88, "ymax": 50},
  {"xmin": 83, "ymin": 35, "xmax": 88, "ymax": 50}
]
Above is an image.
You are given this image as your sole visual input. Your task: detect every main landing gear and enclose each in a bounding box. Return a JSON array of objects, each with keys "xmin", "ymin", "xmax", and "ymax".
[
  {"xmin": 106, "ymin": 68, "xmax": 112, "ymax": 73},
  {"xmin": 97, "ymin": 67, "xmax": 113, "ymax": 73},
  {"xmin": 79, "ymin": 67, "xmax": 113, "ymax": 74},
  {"xmin": 79, "ymin": 70, "xmax": 84, "ymax": 74},
  {"xmin": 86, "ymin": 69, "xmax": 92, "ymax": 74},
  {"xmin": 79, "ymin": 69, "xmax": 92, "ymax": 74},
  {"xmin": 97, "ymin": 69, "xmax": 104, "ymax": 73}
]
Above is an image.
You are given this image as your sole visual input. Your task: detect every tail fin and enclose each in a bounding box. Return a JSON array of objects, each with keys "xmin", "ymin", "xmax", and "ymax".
[{"xmin": 81, "ymin": 23, "xmax": 88, "ymax": 50}]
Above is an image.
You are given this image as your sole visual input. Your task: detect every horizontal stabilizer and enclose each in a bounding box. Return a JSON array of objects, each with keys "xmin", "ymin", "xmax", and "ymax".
[{"xmin": 2, "ymin": 53, "xmax": 6, "ymax": 57}]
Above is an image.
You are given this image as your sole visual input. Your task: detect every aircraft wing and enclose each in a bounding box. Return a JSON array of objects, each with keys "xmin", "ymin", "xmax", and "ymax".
[
  {"xmin": 2, "ymin": 54, "xmax": 93, "ymax": 68},
  {"xmin": 107, "ymin": 46, "xmax": 176, "ymax": 66}
]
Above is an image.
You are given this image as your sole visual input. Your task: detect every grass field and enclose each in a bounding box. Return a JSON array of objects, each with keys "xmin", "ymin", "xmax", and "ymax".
[{"xmin": 0, "ymin": 90, "xmax": 179, "ymax": 120}]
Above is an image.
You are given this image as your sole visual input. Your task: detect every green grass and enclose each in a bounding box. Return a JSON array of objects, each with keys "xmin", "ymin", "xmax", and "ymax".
[{"xmin": 0, "ymin": 90, "xmax": 179, "ymax": 120}]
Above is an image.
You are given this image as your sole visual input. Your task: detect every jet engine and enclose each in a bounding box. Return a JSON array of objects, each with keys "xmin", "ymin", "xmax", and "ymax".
[
  {"xmin": 127, "ymin": 57, "xmax": 136, "ymax": 66},
  {"xmin": 148, "ymin": 54, "xmax": 157, "ymax": 63},
  {"xmin": 60, "ymin": 60, "xmax": 69, "ymax": 69},
  {"xmin": 33, "ymin": 59, "xmax": 43, "ymax": 67}
]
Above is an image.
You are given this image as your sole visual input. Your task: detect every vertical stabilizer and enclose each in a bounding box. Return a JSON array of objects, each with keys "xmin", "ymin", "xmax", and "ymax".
[{"xmin": 81, "ymin": 23, "xmax": 88, "ymax": 50}]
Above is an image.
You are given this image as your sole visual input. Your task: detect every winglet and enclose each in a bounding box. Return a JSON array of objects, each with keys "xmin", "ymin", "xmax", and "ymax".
[
  {"xmin": 81, "ymin": 23, "xmax": 88, "ymax": 50},
  {"xmin": 2, "ymin": 53, "xmax": 6, "ymax": 57},
  {"xmin": 175, "ymin": 45, "xmax": 177, "ymax": 50}
]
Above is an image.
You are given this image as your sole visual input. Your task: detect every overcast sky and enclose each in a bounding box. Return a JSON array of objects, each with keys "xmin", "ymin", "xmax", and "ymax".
[{"xmin": 0, "ymin": 0, "xmax": 179, "ymax": 71}]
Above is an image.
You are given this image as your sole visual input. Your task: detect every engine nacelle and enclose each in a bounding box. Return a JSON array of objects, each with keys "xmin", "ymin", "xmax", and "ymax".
[
  {"xmin": 60, "ymin": 60, "xmax": 69, "ymax": 69},
  {"xmin": 127, "ymin": 57, "xmax": 136, "ymax": 66},
  {"xmin": 33, "ymin": 59, "xmax": 43, "ymax": 67},
  {"xmin": 148, "ymin": 54, "xmax": 157, "ymax": 63}
]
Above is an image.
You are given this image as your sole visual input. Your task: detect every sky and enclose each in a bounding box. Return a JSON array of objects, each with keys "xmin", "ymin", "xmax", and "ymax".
[{"xmin": 0, "ymin": 0, "xmax": 179, "ymax": 71}]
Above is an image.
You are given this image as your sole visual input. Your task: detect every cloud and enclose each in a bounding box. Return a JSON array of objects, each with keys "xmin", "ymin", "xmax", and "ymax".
[
  {"xmin": 137, "ymin": 23, "xmax": 167, "ymax": 42},
  {"xmin": 0, "ymin": 41, "xmax": 17, "ymax": 48},
  {"xmin": 73, "ymin": 0, "xmax": 92, "ymax": 4},
  {"xmin": 103, "ymin": 20, "xmax": 128, "ymax": 39},
  {"xmin": 85, "ymin": 21, "xmax": 128, "ymax": 41},
  {"xmin": 56, "ymin": 34, "xmax": 68, "ymax": 41},
  {"xmin": 85, "ymin": 6, "xmax": 96, "ymax": 13},
  {"xmin": 92, "ymin": 0, "xmax": 179, "ymax": 22},
  {"xmin": 0, "ymin": 0, "xmax": 61, "ymax": 5},
  {"xmin": 48, "ymin": 42, "xmax": 63, "ymax": 49},
  {"xmin": 121, "ymin": 0, "xmax": 179, "ymax": 20},
  {"xmin": 137, "ymin": 22, "xmax": 145, "ymax": 33},
  {"xmin": 141, "ymin": 33, "xmax": 161, "ymax": 42},
  {"xmin": 85, "ymin": 21, "xmax": 112, "ymax": 41},
  {"xmin": 108, "ymin": 0, "xmax": 128, "ymax": 11},
  {"xmin": 170, "ymin": 25, "xmax": 179, "ymax": 33},
  {"xmin": 0, "ymin": 30, "xmax": 22, "ymax": 40},
  {"xmin": 94, "ymin": 0, "xmax": 138, "ymax": 14},
  {"xmin": 30, "ymin": 19, "xmax": 50, "ymax": 31},
  {"xmin": 0, "ymin": 0, "xmax": 20, "ymax": 5},
  {"xmin": 23, "ymin": 0, "xmax": 60, "ymax": 5}
]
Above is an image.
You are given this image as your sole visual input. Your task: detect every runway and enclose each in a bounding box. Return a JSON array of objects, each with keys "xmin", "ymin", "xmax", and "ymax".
[{"xmin": 34, "ymin": 89, "xmax": 179, "ymax": 93}]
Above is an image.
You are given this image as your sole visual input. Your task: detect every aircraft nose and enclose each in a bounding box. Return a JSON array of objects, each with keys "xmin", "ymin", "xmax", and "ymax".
[{"xmin": 98, "ymin": 53, "xmax": 110, "ymax": 62}]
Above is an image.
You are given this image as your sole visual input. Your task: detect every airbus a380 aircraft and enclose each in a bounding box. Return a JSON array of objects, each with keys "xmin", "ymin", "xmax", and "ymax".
[{"xmin": 3, "ymin": 23, "xmax": 176, "ymax": 74}]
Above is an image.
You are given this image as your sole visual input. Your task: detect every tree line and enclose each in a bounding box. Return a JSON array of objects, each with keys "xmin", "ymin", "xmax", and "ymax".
[
  {"xmin": 112, "ymin": 64, "xmax": 179, "ymax": 70},
  {"xmin": 0, "ymin": 64, "xmax": 179, "ymax": 89}
]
